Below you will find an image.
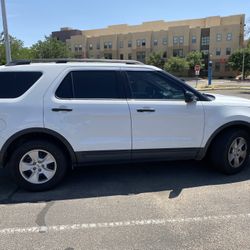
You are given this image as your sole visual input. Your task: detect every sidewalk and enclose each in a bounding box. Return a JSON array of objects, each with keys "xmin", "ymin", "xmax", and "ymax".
[{"xmin": 186, "ymin": 79, "xmax": 250, "ymax": 91}]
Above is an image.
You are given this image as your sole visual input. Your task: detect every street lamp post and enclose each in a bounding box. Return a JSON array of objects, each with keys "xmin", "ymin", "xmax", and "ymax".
[{"xmin": 1, "ymin": 0, "xmax": 11, "ymax": 64}]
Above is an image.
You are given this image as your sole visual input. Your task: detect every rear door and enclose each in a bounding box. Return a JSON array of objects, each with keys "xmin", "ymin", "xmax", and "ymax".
[{"xmin": 43, "ymin": 67, "xmax": 132, "ymax": 163}]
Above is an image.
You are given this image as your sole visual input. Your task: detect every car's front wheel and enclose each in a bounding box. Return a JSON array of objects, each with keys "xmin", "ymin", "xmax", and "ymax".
[
  {"xmin": 9, "ymin": 140, "xmax": 68, "ymax": 191},
  {"xmin": 210, "ymin": 129, "xmax": 250, "ymax": 174}
]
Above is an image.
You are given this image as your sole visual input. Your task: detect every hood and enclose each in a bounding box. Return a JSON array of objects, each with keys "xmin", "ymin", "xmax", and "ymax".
[{"xmin": 204, "ymin": 93, "xmax": 250, "ymax": 106}]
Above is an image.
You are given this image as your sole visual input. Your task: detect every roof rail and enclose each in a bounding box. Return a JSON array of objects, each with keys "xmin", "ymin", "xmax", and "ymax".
[
  {"xmin": 6, "ymin": 60, "xmax": 31, "ymax": 66},
  {"xmin": 6, "ymin": 58, "xmax": 144, "ymax": 66}
]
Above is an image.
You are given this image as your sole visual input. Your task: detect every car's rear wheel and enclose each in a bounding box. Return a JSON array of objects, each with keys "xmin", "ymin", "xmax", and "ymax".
[
  {"xmin": 210, "ymin": 129, "xmax": 250, "ymax": 174},
  {"xmin": 9, "ymin": 140, "xmax": 68, "ymax": 191}
]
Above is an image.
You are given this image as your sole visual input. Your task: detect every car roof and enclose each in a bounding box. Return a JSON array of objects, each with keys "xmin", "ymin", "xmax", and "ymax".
[{"xmin": 0, "ymin": 62, "xmax": 160, "ymax": 71}]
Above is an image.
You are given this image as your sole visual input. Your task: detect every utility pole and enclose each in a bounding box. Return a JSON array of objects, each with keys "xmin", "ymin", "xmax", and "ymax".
[{"xmin": 1, "ymin": 0, "xmax": 11, "ymax": 64}]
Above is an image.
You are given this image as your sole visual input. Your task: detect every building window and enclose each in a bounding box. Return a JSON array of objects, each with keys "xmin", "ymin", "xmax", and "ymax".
[
  {"xmin": 128, "ymin": 53, "xmax": 132, "ymax": 60},
  {"xmin": 216, "ymin": 48, "xmax": 221, "ymax": 56},
  {"xmin": 215, "ymin": 62, "xmax": 220, "ymax": 72},
  {"xmin": 74, "ymin": 45, "xmax": 82, "ymax": 52},
  {"xmin": 97, "ymin": 54, "xmax": 100, "ymax": 59},
  {"xmin": 179, "ymin": 36, "xmax": 184, "ymax": 44},
  {"xmin": 173, "ymin": 49, "xmax": 183, "ymax": 57},
  {"xmin": 104, "ymin": 42, "xmax": 112, "ymax": 49},
  {"xmin": 201, "ymin": 36, "xmax": 210, "ymax": 46},
  {"xmin": 153, "ymin": 39, "xmax": 158, "ymax": 46},
  {"xmin": 128, "ymin": 41, "xmax": 132, "ymax": 48},
  {"xmin": 136, "ymin": 39, "xmax": 146, "ymax": 47},
  {"xmin": 216, "ymin": 33, "xmax": 222, "ymax": 41},
  {"xmin": 162, "ymin": 37, "xmax": 167, "ymax": 45},
  {"xmin": 119, "ymin": 41, "xmax": 124, "ymax": 49},
  {"xmin": 120, "ymin": 54, "xmax": 124, "ymax": 60},
  {"xmin": 163, "ymin": 52, "xmax": 167, "ymax": 58},
  {"xmin": 227, "ymin": 33, "xmax": 232, "ymax": 41},
  {"xmin": 226, "ymin": 48, "xmax": 231, "ymax": 56},
  {"xmin": 173, "ymin": 36, "xmax": 178, "ymax": 45},
  {"xmin": 89, "ymin": 43, "xmax": 93, "ymax": 50},
  {"xmin": 96, "ymin": 43, "xmax": 100, "ymax": 50},
  {"xmin": 192, "ymin": 36, "xmax": 197, "ymax": 44},
  {"xmin": 104, "ymin": 53, "xmax": 112, "ymax": 59},
  {"xmin": 136, "ymin": 51, "xmax": 146, "ymax": 63},
  {"xmin": 201, "ymin": 50, "xmax": 209, "ymax": 55}
]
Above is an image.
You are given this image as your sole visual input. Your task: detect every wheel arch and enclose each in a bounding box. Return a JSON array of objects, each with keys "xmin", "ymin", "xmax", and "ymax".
[
  {"xmin": 0, "ymin": 128, "xmax": 77, "ymax": 168},
  {"xmin": 197, "ymin": 121, "xmax": 250, "ymax": 160}
]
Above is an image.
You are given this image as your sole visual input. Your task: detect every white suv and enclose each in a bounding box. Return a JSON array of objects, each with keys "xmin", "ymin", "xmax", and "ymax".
[{"xmin": 0, "ymin": 59, "xmax": 249, "ymax": 191}]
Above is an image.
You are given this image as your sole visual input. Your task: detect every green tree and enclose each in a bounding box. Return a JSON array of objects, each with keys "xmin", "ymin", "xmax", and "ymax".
[
  {"xmin": 247, "ymin": 39, "xmax": 250, "ymax": 48},
  {"xmin": 31, "ymin": 36, "xmax": 72, "ymax": 59},
  {"xmin": 146, "ymin": 52, "xmax": 165, "ymax": 69},
  {"xmin": 186, "ymin": 51, "xmax": 204, "ymax": 69},
  {"xmin": 228, "ymin": 48, "xmax": 250, "ymax": 79},
  {"xmin": 164, "ymin": 57, "xmax": 189, "ymax": 76},
  {"xmin": 0, "ymin": 35, "xmax": 33, "ymax": 64}
]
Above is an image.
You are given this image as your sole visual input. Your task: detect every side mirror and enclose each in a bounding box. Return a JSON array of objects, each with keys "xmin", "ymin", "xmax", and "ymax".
[{"xmin": 185, "ymin": 91, "xmax": 198, "ymax": 103}]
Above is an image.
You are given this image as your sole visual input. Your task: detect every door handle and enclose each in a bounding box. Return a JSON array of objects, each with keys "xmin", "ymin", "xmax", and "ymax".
[
  {"xmin": 52, "ymin": 108, "xmax": 73, "ymax": 112},
  {"xmin": 137, "ymin": 108, "xmax": 155, "ymax": 113}
]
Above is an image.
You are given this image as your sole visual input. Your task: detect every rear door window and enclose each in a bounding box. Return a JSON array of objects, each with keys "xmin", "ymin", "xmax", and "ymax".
[
  {"xmin": 0, "ymin": 72, "xmax": 42, "ymax": 98},
  {"xmin": 56, "ymin": 71, "xmax": 123, "ymax": 99}
]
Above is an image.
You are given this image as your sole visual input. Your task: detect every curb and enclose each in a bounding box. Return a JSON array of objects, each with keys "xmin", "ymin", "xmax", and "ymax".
[{"xmin": 195, "ymin": 86, "xmax": 250, "ymax": 91}]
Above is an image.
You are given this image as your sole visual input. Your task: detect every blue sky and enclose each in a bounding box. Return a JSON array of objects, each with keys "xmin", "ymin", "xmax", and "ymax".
[{"xmin": 0, "ymin": 0, "xmax": 249, "ymax": 47}]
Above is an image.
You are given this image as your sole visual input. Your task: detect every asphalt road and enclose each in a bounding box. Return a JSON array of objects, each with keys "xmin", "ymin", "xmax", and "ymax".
[{"xmin": 0, "ymin": 89, "xmax": 250, "ymax": 250}]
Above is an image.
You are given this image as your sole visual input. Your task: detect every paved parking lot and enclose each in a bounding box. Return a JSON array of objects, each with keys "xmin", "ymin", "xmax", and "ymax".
[{"xmin": 0, "ymin": 89, "xmax": 250, "ymax": 250}]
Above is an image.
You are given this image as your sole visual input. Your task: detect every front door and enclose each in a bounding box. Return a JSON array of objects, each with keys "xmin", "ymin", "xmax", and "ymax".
[{"xmin": 125, "ymin": 70, "xmax": 205, "ymax": 159}]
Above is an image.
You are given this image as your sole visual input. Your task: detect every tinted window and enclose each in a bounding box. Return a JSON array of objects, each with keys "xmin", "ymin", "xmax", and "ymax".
[
  {"xmin": 56, "ymin": 73, "xmax": 74, "ymax": 98},
  {"xmin": 0, "ymin": 72, "xmax": 42, "ymax": 98},
  {"xmin": 126, "ymin": 71, "xmax": 185, "ymax": 100},
  {"xmin": 72, "ymin": 71, "xmax": 120, "ymax": 99},
  {"xmin": 56, "ymin": 70, "xmax": 122, "ymax": 99}
]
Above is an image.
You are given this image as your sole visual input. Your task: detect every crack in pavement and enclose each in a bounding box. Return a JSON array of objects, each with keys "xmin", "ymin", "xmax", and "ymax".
[{"xmin": 35, "ymin": 201, "xmax": 55, "ymax": 233}]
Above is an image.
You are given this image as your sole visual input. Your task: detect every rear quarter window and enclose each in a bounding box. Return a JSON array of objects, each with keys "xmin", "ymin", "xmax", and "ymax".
[{"xmin": 0, "ymin": 72, "xmax": 42, "ymax": 98}]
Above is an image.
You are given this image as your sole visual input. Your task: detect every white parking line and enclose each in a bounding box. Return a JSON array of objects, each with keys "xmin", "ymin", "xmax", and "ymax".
[{"xmin": 1, "ymin": 213, "xmax": 250, "ymax": 235}]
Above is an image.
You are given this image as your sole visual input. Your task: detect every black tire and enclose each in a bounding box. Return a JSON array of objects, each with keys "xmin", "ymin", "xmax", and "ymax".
[
  {"xmin": 9, "ymin": 140, "xmax": 68, "ymax": 191},
  {"xmin": 210, "ymin": 129, "xmax": 250, "ymax": 174}
]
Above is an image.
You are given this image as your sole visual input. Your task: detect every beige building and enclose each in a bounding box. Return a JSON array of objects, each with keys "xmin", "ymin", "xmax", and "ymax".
[{"xmin": 52, "ymin": 14, "xmax": 245, "ymax": 77}]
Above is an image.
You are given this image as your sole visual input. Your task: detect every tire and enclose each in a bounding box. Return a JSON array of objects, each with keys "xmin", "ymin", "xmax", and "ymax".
[
  {"xmin": 210, "ymin": 129, "xmax": 250, "ymax": 174},
  {"xmin": 9, "ymin": 140, "xmax": 68, "ymax": 191}
]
